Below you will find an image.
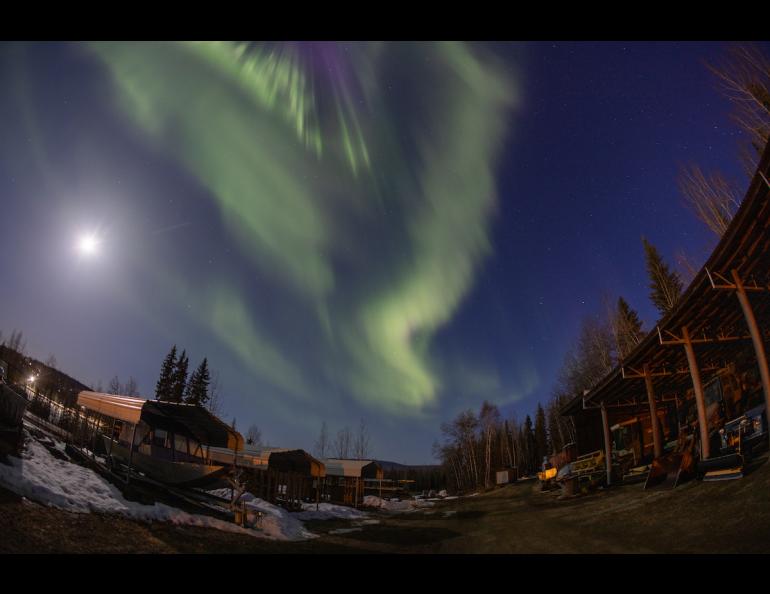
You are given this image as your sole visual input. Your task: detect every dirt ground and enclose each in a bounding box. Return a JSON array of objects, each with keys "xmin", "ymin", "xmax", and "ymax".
[{"xmin": 4, "ymin": 455, "xmax": 770, "ymax": 553}]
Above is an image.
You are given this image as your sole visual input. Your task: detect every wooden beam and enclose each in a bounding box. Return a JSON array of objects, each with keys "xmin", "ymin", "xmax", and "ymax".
[
  {"xmin": 706, "ymin": 268, "xmax": 767, "ymax": 292},
  {"xmin": 658, "ymin": 325, "xmax": 753, "ymax": 346},
  {"xmin": 643, "ymin": 364, "xmax": 663, "ymax": 459},
  {"xmin": 682, "ymin": 326, "xmax": 710, "ymax": 459},
  {"xmin": 622, "ymin": 366, "xmax": 671, "ymax": 379},
  {"xmin": 601, "ymin": 403, "xmax": 612, "ymax": 486},
  {"xmin": 732, "ymin": 268, "xmax": 770, "ymax": 451},
  {"xmin": 622, "ymin": 363, "xmax": 722, "ymax": 380},
  {"xmin": 582, "ymin": 398, "xmax": 645, "ymax": 411}
]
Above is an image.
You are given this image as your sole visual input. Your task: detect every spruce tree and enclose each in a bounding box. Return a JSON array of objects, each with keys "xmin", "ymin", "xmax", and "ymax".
[
  {"xmin": 523, "ymin": 415, "xmax": 536, "ymax": 474},
  {"xmin": 642, "ymin": 237, "xmax": 683, "ymax": 317},
  {"xmin": 185, "ymin": 358, "xmax": 210, "ymax": 406},
  {"xmin": 170, "ymin": 349, "xmax": 189, "ymax": 403},
  {"xmin": 616, "ymin": 297, "xmax": 644, "ymax": 359},
  {"xmin": 184, "ymin": 366, "xmax": 198, "ymax": 404},
  {"xmin": 534, "ymin": 404, "xmax": 549, "ymax": 461},
  {"xmin": 155, "ymin": 345, "xmax": 177, "ymax": 401}
]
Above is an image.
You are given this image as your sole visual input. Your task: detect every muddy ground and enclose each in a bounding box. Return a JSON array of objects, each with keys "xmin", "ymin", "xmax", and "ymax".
[{"xmin": 4, "ymin": 455, "xmax": 770, "ymax": 553}]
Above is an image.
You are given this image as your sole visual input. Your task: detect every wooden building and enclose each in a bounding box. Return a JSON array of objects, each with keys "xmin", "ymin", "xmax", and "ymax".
[
  {"xmin": 322, "ymin": 458, "xmax": 384, "ymax": 507},
  {"xmin": 561, "ymin": 140, "xmax": 770, "ymax": 485},
  {"xmin": 209, "ymin": 445, "xmax": 326, "ymax": 510}
]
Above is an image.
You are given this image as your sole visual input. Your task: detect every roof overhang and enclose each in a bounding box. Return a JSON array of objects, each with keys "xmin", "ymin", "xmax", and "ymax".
[
  {"xmin": 562, "ymin": 140, "xmax": 770, "ymax": 417},
  {"xmin": 77, "ymin": 391, "xmax": 145, "ymax": 424}
]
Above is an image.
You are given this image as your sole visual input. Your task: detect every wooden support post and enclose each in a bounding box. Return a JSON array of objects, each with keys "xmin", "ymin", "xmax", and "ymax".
[
  {"xmin": 682, "ymin": 326, "xmax": 710, "ymax": 460},
  {"xmin": 126, "ymin": 423, "xmax": 137, "ymax": 485},
  {"xmin": 732, "ymin": 269, "xmax": 770, "ymax": 448},
  {"xmin": 108, "ymin": 417, "xmax": 116, "ymax": 457},
  {"xmin": 90, "ymin": 412, "xmax": 103, "ymax": 459},
  {"xmin": 600, "ymin": 403, "xmax": 612, "ymax": 486},
  {"xmin": 643, "ymin": 364, "xmax": 663, "ymax": 459}
]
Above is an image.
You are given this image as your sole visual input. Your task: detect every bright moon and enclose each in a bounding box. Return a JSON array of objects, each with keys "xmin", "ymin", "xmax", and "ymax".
[{"xmin": 77, "ymin": 234, "xmax": 99, "ymax": 256}]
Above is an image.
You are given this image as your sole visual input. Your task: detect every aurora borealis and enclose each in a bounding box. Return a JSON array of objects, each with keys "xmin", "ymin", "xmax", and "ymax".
[
  {"xmin": 0, "ymin": 41, "xmax": 757, "ymax": 462},
  {"xmin": 85, "ymin": 41, "xmax": 517, "ymax": 415}
]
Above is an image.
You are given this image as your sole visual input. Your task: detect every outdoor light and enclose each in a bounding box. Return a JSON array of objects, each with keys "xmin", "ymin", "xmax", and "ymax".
[
  {"xmin": 28, "ymin": 375, "xmax": 35, "ymax": 383},
  {"xmin": 76, "ymin": 233, "xmax": 99, "ymax": 256}
]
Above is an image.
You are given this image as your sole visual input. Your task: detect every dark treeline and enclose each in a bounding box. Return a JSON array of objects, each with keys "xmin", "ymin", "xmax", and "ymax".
[
  {"xmin": 433, "ymin": 400, "xmax": 560, "ymax": 493},
  {"xmin": 433, "ymin": 272, "xmax": 671, "ymax": 493},
  {"xmin": 0, "ymin": 329, "xmax": 90, "ymax": 407},
  {"xmin": 313, "ymin": 419, "xmax": 372, "ymax": 460}
]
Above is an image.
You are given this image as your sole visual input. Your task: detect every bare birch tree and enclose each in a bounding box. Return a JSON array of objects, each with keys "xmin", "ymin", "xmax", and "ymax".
[
  {"xmin": 353, "ymin": 418, "xmax": 371, "ymax": 459},
  {"xmin": 707, "ymin": 44, "xmax": 770, "ymax": 170},
  {"xmin": 678, "ymin": 165, "xmax": 741, "ymax": 237},
  {"xmin": 675, "ymin": 248, "xmax": 700, "ymax": 287},
  {"xmin": 246, "ymin": 424, "xmax": 262, "ymax": 446},
  {"xmin": 206, "ymin": 370, "xmax": 225, "ymax": 418},
  {"xmin": 479, "ymin": 402, "xmax": 500, "ymax": 488},
  {"xmin": 334, "ymin": 426, "xmax": 352, "ymax": 458},
  {"xmin": 314, "ymin": 421, "xmax": 330, "ymax": 459},
  {"xmin": 123, "ymin": 377, "xmax": 140, "ymax": 396},
  {"xmin": 107, "ymin": 375, "xmax": 122, "ymax": 395}
]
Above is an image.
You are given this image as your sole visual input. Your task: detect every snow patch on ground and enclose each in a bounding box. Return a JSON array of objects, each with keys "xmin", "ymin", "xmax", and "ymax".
[
  {"xmin": 206, "ymin": 490, "xmax": 318, "ymax": 540},
  {"xmin": 363, "ymin": 495, "xmax": 435, "ymax": 512},
  {"xmin": 206, "ymin": 488, "xmax": 237, "ymax": 501},
  {"xmin": 239, "ymin": 494, "xmax": 318, "ymax": 541},
  {"xmin": 295, "ymin": 502, "xmax": 368, "ymax": 521},
  {"xmin": 0, "ymin": 433, "xmax": 312, "ymax": 541}
]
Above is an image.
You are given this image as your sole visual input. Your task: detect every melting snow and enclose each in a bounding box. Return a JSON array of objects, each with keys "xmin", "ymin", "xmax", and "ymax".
[
  {"xmin": 295, "ymin": 502, "xmax": 369, "ymax": 521},
  {"xmin": 363, "ymin": 495, "xmax": 435, "ymax": 512},
  {"xmin": 0, "ymin": 433, "xmax": 315, "ymax": 541}
]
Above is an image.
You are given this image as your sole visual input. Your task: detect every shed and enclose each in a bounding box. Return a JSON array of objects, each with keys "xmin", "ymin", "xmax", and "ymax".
[{"xmin": 322, "ymin": 459, "xmax": 383, "ymax": 506}]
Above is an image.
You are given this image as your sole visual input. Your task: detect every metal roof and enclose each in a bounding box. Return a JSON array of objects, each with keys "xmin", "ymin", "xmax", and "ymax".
[
  {"xmin": 208, "ymin": 445, "xmax": 290, "ymax": 469},
  {"xmin": 77, "ymin": 391, "xmax": 145, "ymax": 424},
  {"xmin": 562, "ymin": 141, "xmax": 770, "ymax": 417}
]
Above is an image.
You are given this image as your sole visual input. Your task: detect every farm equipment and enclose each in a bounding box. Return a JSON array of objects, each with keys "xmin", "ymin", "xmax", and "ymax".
[
  {"xmin": 556, "ymin": 449, "xmax": 606, "ymax": 495},
  {"xmin": 539, "ymin": 443, "xmax": 576, "ymax": 491},
  {"xmin": 645, "ymin": 432, "xmax": 696, "ymax": 490},
  {"xmin": 537, "ymin": 459, "xmax": 558, "ymax": 490},
  {"xmin": 700, "ymin": 404, "xmax": 767, "ymax": 482}
]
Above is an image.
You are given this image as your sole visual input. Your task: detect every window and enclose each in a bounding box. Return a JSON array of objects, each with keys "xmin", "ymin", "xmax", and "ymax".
[
  {"xmin": 175, "ymin": 435, "xmax": 188, "ymax": 454},
  {"xmin": 153, "ymin": 429, "xmax": 168, "ymax": 448},
  {"xmin": 188, "ymin": 439, "xmax": 202, "ymax": 459}
]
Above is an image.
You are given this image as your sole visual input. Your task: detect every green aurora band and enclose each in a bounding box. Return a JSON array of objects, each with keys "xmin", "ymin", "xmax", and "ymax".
[{"xmin": 89, "ymin": 41, "xmax": 526, "ymax": 415}]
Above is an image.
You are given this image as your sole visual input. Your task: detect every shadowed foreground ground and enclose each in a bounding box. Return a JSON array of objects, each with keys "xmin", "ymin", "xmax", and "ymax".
[{"xmin": 3, "ymin": 456, "xmax": 770, "ymax": 553}]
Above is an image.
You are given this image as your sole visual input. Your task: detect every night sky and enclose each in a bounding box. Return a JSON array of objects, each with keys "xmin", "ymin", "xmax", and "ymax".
[{"xmin": 0, "ymin": 41, "xmax": 764, "ymax": 463}]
